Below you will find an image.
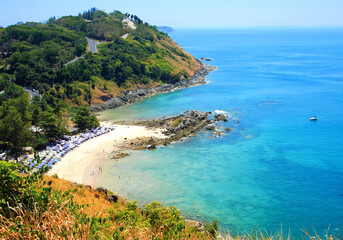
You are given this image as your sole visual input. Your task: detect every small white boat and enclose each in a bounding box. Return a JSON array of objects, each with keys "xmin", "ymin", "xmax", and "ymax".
[{"xmin": 310, "ymin": 116, "xmax": 318, "ymax": 121}]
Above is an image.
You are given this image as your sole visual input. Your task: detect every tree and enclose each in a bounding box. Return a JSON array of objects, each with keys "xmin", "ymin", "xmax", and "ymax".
[
  {"xmin": 0, "ymin": 106, "xmax": 31, "ymax": 159},
  {"xmin": 72, "ymin": 105, "xmax": 99, "ymax": 131},
  {"xmin": 38, "ymin": 109, "xmax": 67, "ymax": 140}
]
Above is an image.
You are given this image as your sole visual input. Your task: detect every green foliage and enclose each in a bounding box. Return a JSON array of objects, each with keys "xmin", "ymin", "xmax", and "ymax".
[
  {"xmin": 0, "ymin": 160, "xmax": 51, "ymax": 218},
  {"xmin": 0, "ymin": 73, "xmax": 24, "ymax": 100},
  {"xmin": 0, "ymin": 97, "xmax": 31, "ymax": 157},
  {"xmin": 72, "ymin": 105, "xmax": 99, "ymax": 130},
  {"xmin": 110, "ymin": 10, "xmax": 126, "ymax": 20},
  {"xmin": 143, "ymin": 201, "xmax": 186, "ymax": 237},
  {"xmin": 1, "ymin": 23, "xmax": 87, "ymax": 87},
  {"xmin": 57, "ymin": 16, "xmax": 87, "ymax": 32},
  {"xmin": 0, "ymin": 8, "xmax": 188, "ymax": 106},
  {"xmin": 0, "ymin": 158, "xmax": 208, "ymax": 239},
  {"xmin": 204, "ymin": 219, "xmax": 218, "ymax": 238},
  {"xmin": 58, "ymin": 9, "xmax": 127, "ymax": 41},
  {"xmin": 97, "ymin": 37, "xmax": 180, "ymax": 86}
]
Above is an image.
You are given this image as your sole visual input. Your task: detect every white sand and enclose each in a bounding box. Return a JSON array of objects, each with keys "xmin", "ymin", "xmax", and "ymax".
[{"xmin": 48, "ymin": 124, "xmax": 166, "ymax": 186}]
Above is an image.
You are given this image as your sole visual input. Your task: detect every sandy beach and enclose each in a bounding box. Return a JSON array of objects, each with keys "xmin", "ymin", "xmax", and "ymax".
[{"xmin": 48, "ymin": 124, "xmax": 166, "ymax": 187}]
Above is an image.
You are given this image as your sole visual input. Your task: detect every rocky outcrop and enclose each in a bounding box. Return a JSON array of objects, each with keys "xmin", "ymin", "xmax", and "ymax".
[
  {"xmin": 107, "ymin": 194, "xmax": 119, "ymax": 203},
  {"xmin": 96, "ymin": 187, "xmax": 108, "ymax": 195},
  {"xmin": 185, "ymin": 220, "xmax": 204, "ymax": 232},
  {"xmin": 206, "ymin": 125, "xmax": 215, "ymax": 131},
  {"xmin": 164, "ymin": 110, "xmax": 211, "ymax": 137},
  {"xmin": 214, "ymin": 114, "xmax": 228, "ymax": 122},
  {"xmin": 90, "ymin": 62, "xmax": 216, "ymax": 112},
  {"xmin": 115, "ymin": 111, "xmax": 212, "ymax": 151}
]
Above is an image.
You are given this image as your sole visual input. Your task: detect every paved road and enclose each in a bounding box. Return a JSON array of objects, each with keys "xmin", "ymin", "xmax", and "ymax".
[
  {"xmin": 121, "ymin": 33, "xmax": 129, "ymax": 39},
  {"xmin": 24, "ymin": 87, "xmax": 41, "ymax": 101},
  {"xmin": 64, "ymin": 56, "xmax": 84, "ymax": 66},
  {"xmin": 87, "ymin": 38, "xmax": 99, "ymax": 53},
  {"xmin": 64, "ymin": 38, "xmax": 100, "ymax": 66}
]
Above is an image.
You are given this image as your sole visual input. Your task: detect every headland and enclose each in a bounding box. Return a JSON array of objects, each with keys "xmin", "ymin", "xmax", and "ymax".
[{"xmin": 90, "ymin": 62, "xmax": 217, "ymax": 112}]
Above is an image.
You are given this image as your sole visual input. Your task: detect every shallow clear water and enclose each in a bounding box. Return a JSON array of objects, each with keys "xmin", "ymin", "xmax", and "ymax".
[{"xmin": 98, "ymin": 28, "xmax": 343, "ymax": 236}]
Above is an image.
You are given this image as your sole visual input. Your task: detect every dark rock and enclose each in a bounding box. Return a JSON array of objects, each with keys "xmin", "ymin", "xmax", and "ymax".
[
  {"xmin": 107, "ymin": 194, "xmax": 119, "ymax": 203},
  {"xmin": 206, "ymin": 126, "xmax": 215, "ymax": 131},
  {"xmin": 225, "ymin": 128, "xmax": 232, "ymax": 132},
  {"xmin": 165, "ymin": 110, "xmax": 210, "ymax": 136},
  {"xmin": 112, "ymin": 152, "xmax": 130, "ymax": 159},
  {"xmin": 85, "ymin": 185, "xmax": 92, "ymax": 190},
  {"xmin": 100, "ymin": 95, "xmax": 112, "ymax": 101},
  {"xmin": 214, "ymin": 114, "xmax": 228, "ymax": 122},
  {"xmin": 72, "ymin": 183, "xmax": 83, "ymax": 188},
  {"xmin": 47, "ymin": 180, "xmax": 52, "ymax": 186},
  {"xmin": 94, "ymin": 194, "xmax": 99, "ymax": 199},
  {"xmin": 91, "ymin": 62, "xmax": 217, "ymax": 112},
  {"xmin": 211, "ymin": 131, "xmax": 223, "ymax": 137},
  {"xmin": 147, "ymin": 144, "xmax": 156, "ymax": 150},
  {"xmin": 185, "ymin": 220, "xmax": 204, "ymax": 231},
  {"xmin": 96, "ymin": 187, "xmax": 108, "ymax": 195}
]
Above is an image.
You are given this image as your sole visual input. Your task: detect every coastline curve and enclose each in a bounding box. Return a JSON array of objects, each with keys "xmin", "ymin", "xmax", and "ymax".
[{"xmin": 90, "ymin": 62, "xmax": 217, "ymax": 112}]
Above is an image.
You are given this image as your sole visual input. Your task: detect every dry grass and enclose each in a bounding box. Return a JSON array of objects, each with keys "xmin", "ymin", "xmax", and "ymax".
[
  {"xmin": 6, "ymin": 176, "xmax": 208, "ymax": 240},
  {"xmin": 156, "ymin": 38, "xmax": 201, "ymax": 76},
  {"xmin": 8, "ymin": 176, "xmax": 335, "ymax": 240},
  {"xmin": 0, "ymin": 202, "xmax": 90, "ymax": 240},
  {"xmin": 42, "ymin": 176, "xmax": 125, "ymax": 218},
  {"xmin": 219, "ymin": 226, "xmax": 341, "ymax": 240}
]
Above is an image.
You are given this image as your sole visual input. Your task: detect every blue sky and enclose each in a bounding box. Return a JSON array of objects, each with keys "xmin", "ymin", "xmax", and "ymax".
[{"xmin": 1, "ymin": 0, "xmax": 343, "ymax": 28}]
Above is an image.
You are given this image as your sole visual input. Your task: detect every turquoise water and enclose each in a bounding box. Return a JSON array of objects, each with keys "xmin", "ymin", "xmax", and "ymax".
[{"xmin": 98, "ymin": 28, "xmax": 343, "ymax": 236}]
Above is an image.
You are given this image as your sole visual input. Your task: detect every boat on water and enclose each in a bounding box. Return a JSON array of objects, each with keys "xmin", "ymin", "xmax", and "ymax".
[
  {"xmin": 200, "ymin": 57, "xmax": 214, "ymax": 61},
  {"xmin": 310, "ymin": 116, "xmax": 318, "ymax": 121}
]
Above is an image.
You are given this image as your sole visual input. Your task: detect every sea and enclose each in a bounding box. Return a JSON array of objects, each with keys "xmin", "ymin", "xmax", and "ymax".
[{"xmin": 97, "ymin": 28, "xmax": 343, "ymax": 237}]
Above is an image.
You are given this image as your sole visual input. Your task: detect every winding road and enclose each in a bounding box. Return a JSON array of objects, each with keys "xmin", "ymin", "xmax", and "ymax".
[
  {"xmin": 64, "ymin": 38, "xmax": 100, "ymax": 66},
  {"xmin": 87, "ymin": 38, "xmax": 99, "ymax": 53},
  {"xmin": 24, "ymin": 87, "xmax": 41, "ymax": 101}
]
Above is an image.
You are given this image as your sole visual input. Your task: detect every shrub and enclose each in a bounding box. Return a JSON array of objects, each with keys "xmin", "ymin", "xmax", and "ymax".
[
  {"xmin": 204, "ymin": 219, "xmax": 218, "ymax": 238},
  {"xmin": 0, "ymin": 160, "xmax": 51, "ymax": 218}
]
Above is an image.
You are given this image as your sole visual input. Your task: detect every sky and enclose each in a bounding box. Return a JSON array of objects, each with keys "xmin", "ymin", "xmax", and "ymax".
[{"xmin": 1, "ymin": 0, "xmax": 343, "ymax": 28}]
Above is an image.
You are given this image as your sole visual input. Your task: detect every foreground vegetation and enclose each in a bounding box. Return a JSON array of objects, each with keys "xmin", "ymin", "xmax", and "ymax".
[
  {"xmin": 0, "ymin": 160, "xmax": 215, "ymax": 239},
  {"xmin": 0, "ymin": 160, "xmax": 340, "ymax": 239}
]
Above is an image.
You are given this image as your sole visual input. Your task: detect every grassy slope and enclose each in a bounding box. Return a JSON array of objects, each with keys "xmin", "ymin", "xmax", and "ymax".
[
  {"xmin": 1, "ymin": 175, "xmax": 334, "ymax": 239},
  {"xmin": 2, "ymin": 175, "xmax": 210, "ymax": 239}
]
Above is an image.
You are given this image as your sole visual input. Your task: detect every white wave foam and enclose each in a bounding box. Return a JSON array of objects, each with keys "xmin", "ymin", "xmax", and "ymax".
[{"xmin": 214, "ymin": 110, "xmax": 228, "ymax": 114}]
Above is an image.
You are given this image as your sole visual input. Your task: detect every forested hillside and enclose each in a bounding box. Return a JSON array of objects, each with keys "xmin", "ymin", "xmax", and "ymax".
[
  {"xmin": 0, "ymin": 8, "xmax": 200, "ymax": 107},
  {"xmin": 0, "ymin": 8, "xmax": 202, "ymax": 157}
]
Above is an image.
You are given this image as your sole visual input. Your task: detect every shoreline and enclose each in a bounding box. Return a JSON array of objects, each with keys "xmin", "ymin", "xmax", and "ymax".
[
  {"xmin": 48, "ymin": 60, "xmax": 217, "ymax": 187},
  {"xmin": 48, "ymin": 124, "xmax": 167, "ymax": 187},
  {"xmin": 48, "ymin": 110, "xmax": 228, "ymax": 187},
  {"xmin": 91, "ymin": 62, "xmax": 217, "ymax": 112}
]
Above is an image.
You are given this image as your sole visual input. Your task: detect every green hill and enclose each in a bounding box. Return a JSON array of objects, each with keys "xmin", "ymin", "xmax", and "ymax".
[
  {"xmin": 0, "ymin": 8, "xmax": 200, "ymax": 107},
  {"xmin": 0, "ymin": 8, "xmax": 201, "ymax": 155}
]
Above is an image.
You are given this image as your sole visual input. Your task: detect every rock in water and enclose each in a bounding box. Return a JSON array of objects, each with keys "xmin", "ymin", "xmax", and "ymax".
[
  {"xmin": 206, "ymin": 125, "xmax": 215, "ymax": 130},
  {"xmin": 214, "ymin": 114, "xmax": 228, "ymax": 122}
]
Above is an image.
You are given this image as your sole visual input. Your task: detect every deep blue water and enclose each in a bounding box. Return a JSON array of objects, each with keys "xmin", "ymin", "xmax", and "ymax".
[{"xmin": 98, "ymin": 28, "xmax": 343, "ymax": 237}]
